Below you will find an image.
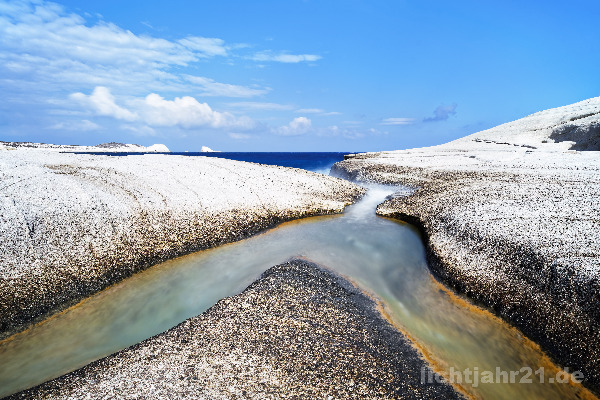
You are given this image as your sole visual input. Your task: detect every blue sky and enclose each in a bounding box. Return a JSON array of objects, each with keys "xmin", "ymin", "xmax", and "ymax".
[{"xmin": 1, "ymin": 0, "xmax": 599, "ymax": 152}]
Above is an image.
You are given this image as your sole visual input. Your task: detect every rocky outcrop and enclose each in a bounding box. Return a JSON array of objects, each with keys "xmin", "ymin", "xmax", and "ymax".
[
  {"xmin": 450, "ymin": 96, "xmax": 600, "ymax": 151},
  {"xmin": 0, "ymin": 151, "xmax": 364, "ymax": 338},
  {"xmin": 0, "ymin": 141, "xmax": 170, "ymax": 152},
  {"xmin": 550, "ymin": 122, "xmax": 600, "ymax": 151},
  {"xmin": 331, "ymin": 96, "xmax": 600, "ymax": 394},
  {"xmin": 9, "ymin": 260, "xmax": 464, "ymax": 399}
]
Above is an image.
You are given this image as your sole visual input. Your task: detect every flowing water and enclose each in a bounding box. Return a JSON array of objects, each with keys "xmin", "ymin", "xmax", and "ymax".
[{"xmin": 0, "ymin": 186, "xmax": 594, "ymax": 399}]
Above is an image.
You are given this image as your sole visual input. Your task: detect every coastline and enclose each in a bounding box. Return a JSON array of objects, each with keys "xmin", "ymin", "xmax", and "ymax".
[
  {"xmin": 1, "ymin": 95, "xmax": 598, "ymax": 397},
  {"xmin": 0, "ymin": 150, "xmax": 364, "ymax": 339},
  {"xmin": 331, "ymin": 97, "xmax": 600, "ymax": 393}
]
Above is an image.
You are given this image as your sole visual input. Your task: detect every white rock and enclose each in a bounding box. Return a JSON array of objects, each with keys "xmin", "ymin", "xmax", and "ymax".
[
  {"xmin": 0, "ymin": 141, "xmax": 170, "ymax": 152},
  {"xmin": 145, "ymin": 144, "xmax": 170, "ymax": 152},
  {"xmin": 0, "ymin": 150, "xmax": 364, "ymax": 335},
  {"xmin": 448, "ymin": 96, "xmax": 600, "ymax": 151}
]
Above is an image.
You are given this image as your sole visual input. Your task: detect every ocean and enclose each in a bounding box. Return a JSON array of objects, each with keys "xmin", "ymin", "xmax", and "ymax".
[{"xmin": 75, "ymin": 152, "xmax": 351, "ymax": 174}]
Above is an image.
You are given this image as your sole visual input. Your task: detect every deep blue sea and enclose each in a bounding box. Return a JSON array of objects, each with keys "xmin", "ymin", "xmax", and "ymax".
[{"xmin": 74, "ymin": 152, "xmax": 351, "ymax": 174}]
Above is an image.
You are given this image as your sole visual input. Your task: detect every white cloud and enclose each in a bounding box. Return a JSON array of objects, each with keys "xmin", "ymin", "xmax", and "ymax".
[
  {"xmin": 296, "ymin": 108, "xmax": 341, "ymax": 116},
  {"xmin": 0, "ymin": 1, "xmax": 190, "ymax": 95},
  {"xmin": 71, "ymin": 86, "xmax": 255, "ymax": 131},
  {"xmin": 70, "ymin": 87, "xmax": 138, "ymax": 121},
  {"xmin": 380, "ymin": 117, "xmax": 415, "ymax": 125},
  {"xmin": 0, "ymin": 1, "xmax": 325, "ymax": 139},
  {"xmin": 184, "ymin": 76, "xmax": 269, "ymax": 98},
  {"xmin": 296, "ymin": 108, "xmax": 324, "ymax": 113},
  {"xmin": 140, "ymin": 93, "xmax": 252, "ymax": 129},
  {"xmin": 227, "ymin": 102, "xmax": 294, "ymax": 111},
  {"xmin": 0, "ymin": 4, "xmax": 196, "ymax": 71},
  {"xmin": 275, "ymin": 117, "xmax": 312, "ymax": 136},
  {"xmin": 177, "ymin": 36, "xmax": 228, "ymax": 57},
  {"xmin": 251, "ymin": 52, "xmax": 321, "ymax": 63},
  {"xmin": 272, "ymin": 118, "xmax": 377, "ymax": 138},
  {"xmin": 0, "ymin": 1, "xmax": 276, "ymax": 98}
]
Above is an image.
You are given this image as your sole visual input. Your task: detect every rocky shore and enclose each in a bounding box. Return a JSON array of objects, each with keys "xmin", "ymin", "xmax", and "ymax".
[
  {"xmin": 9, "ymin": 260, "xmax": 464, "ymax": 399},
  {"xmin": 0, "ymin": 150, "xmax": 364, "ymax": 338},
  {"xmin": 332, "ymin": 96, "xmax": 600, "ymax": 393}
]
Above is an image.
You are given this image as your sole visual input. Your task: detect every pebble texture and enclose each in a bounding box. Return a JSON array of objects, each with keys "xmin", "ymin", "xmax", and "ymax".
[
  {"xmin": 10, "ymin": 260, "xmax": 464, "ymax": 400},
  {"xmin": 332, "ymin": 96, "xmax": 600, "ymax": 393},
  {"xmin": 0, "ymin": 151, "xmax": 364, "ymax": 338}
]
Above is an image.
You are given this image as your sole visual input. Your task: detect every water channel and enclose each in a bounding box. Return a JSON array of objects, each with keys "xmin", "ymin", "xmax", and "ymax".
[{"xmin": 0, "ymin": 185, "xmax": 593, "ymax": 399}]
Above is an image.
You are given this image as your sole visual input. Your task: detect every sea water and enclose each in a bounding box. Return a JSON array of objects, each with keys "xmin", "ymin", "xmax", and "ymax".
[{"xmin": 72, "ymin": 151, "xmax": 350, "ymax": 175}]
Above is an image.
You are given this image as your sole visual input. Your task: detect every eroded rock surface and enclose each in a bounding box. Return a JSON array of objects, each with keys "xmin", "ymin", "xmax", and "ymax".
[
  {"xmin": 10, "ymin": 260, "xmax": 464, "ymax": 400},
  {"xmin": 332, "ymin": 96, "xmax": 600, "ymax": 393},
  {"xmin": 0, "ymin": 151, "xmax": 364, "ymax": 337}
]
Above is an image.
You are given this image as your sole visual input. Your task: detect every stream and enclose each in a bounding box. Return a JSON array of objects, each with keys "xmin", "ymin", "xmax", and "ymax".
[{"xmin": 0, "ymin": 185, "xmax": 593, "ymax": 399}]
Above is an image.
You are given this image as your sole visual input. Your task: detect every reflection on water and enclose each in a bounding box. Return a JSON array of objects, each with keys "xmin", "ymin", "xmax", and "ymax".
[{"xmin": 0, "ymin": 185, "xmax": 594, "ymax": 399}]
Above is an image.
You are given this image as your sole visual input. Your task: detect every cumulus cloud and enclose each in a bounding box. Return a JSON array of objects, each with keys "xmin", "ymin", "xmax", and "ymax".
[
  {"xmin": 275, "ymin": 117, "xmax": 312, "ymax": 136},
  {"xmin": 251, "ymin": 52, "xmax": 321, "ymax": 63},
  {"xmin": 71, "ymin": 86, "xmax": 255, "ymax": 132},
  {"xmin": 380, "ymin": 117, "xmax": 415, "ymax": 125},
  {"xmin": 70, "ymin": 87, "xmax": 138, "ymax": 121},
  {"xmin": 140, "ymin": 93, "xmax": 253, "ymax": 129},
  {"xmin": 0, "ymin": 1, "xmax": 324, "ymax": 138},
  {"xmin": 424, "ymin": 103, "xmax": 457, "ymax": 122}
]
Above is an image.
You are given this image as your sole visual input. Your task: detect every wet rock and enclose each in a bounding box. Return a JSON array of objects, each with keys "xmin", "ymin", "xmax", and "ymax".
[
  {"xmin": 332, "ymin": 96, "xmax": 600, "ymax": 394},
  {"xmin": 9, "ymin": 260, "xmax": 463, "ymax": 400}
]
